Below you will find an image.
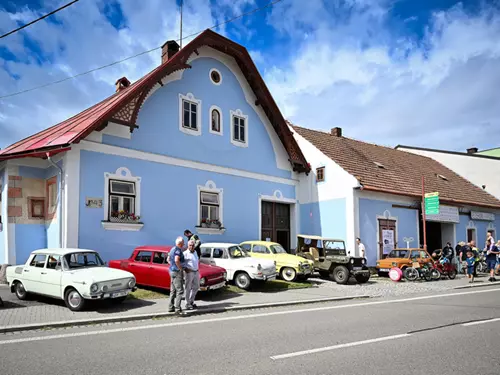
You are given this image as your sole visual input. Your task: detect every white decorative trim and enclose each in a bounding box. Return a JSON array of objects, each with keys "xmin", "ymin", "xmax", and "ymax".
[
  {"xmin": 196, "ymin": 227, "xmax": 226, "ymax": 235},
  {"xmin": 144, "ymin": 70, "xmax": 184, "ymax": 103},
  {"xmin": 230, "ymin": 109, "xmax": 249, "ymax": 148},
  {"xmin": 102, "ymin": 122, "xmax": 132, "ymax": 140},
  {"xmin": 63, "ymin": 148, "xmax": 80, "ymax": 248},
  {"xmin": 5, "ymin": 165, "xmax": 17, "ymax": 264},
  {"xmin": 179, "ymin": 92, "xmax": 202, "ymax": 136},
  {"xmin": 79, "ymin": 140, "xmax": 298, "ymax": 186},
  {"xmin": 103, "ymin": 167, "xmax": 142, "ymax": 221},
  {"xmin": 376, "ymin": 211, "xmax": 399, "ymax": 260},
  {"xmin": 208, "ymin": 105, "xmax": 223, "ymax": 136},
  {"xmin": 101, "ymin": 222, "xmax": 144, "ymax": 231},
  {"xmin": 345, "ymin": 189, "xmax": 356, "ymax": 256},
  {"xmin": 85, "ymin": 131, "xmax": 103, "ymax": 143},
  {"xmin": 209, "ymin": 68, "xmax": 222, "ymax": 86},
  {"xmin": 258, "ymin": 191, "xmax": 297, "ymax": 250},
  {"xmin": 197, "ymin": 180, "xmax": 223, "ymax": 228}
]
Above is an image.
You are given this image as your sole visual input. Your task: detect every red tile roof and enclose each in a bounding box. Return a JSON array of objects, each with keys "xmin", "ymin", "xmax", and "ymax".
[
  {"xmin": 0, "ymin": 30, "xmax": 309, "ymax": 173},
  {"xmin": 292, "ymin": 124, "xmax": 500, "ymax": 209}
]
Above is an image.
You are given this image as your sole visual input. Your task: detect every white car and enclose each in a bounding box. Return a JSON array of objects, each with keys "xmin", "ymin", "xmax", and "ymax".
[
  {"xmin": 6, "ymin": 248, "xmax": 137, "ymax": 311},
  {"xmin": 200, "ymin": 243, "xmax": 277, "ymax": 290}
]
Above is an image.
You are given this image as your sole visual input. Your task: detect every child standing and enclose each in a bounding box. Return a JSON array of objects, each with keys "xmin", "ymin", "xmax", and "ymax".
[{"xmin": 466, "ymin": 251, "xmax": 476, "ymax": 283}]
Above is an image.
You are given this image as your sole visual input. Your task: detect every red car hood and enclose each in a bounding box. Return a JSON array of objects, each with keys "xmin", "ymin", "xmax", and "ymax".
[{"xmin": 199, "ymin": 263, "xmax": 226, "ymax": 277}]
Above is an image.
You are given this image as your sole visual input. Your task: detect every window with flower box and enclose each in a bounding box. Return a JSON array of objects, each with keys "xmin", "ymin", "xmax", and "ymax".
[
  {"xmin": 108, "ymin": 180, "xmax": 136, "ymax": 220},
  {"xmin": 196, "ymin": 181, "xmax": 224, "ymax": 234}
]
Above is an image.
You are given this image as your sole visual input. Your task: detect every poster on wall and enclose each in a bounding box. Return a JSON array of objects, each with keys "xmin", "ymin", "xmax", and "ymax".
[{"xmin": 382, "ymin": 230, "xmax": 395, "ymax": 254}]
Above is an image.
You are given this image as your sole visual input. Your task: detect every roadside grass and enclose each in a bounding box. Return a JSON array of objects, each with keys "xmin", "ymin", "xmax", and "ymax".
[{"xmin": 128, "ymin": 288, "xmax": 167, "ymax": 300}]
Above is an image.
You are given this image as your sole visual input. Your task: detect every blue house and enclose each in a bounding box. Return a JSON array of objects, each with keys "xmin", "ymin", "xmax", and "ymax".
[{"xmin": 0, "ymin": 30, "xmax": 309, "ymax": 264}]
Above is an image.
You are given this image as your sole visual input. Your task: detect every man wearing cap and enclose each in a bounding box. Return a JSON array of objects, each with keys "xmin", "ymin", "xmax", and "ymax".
[{"xmin": 184, "ymin": 229, "xmax": 201, "ymax": 258}]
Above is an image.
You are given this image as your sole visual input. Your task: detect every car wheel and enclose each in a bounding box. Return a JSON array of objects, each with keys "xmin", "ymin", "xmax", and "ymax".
[
  {"xmin": 355, "ymin": 274, "xmax": 370, "ymax": 283},
  {"xmin": 448, "ymin": 269, "xmax": 457, "ymax": 280},
  {"xmin": 234, "ymin": 272, "xmax": 251, "ymax": 290},
  {"xmin": 319, "ymin": 271, "xmax": 330, "ymax": 279},
  {"xmin": 280, "ymin": 267, "xmax": 297, "ymax": 282},
  {"xmin": 14, "ymin": 281, "xmax": 28, "ymax": 300},
  {"xmin": 64, "ymin": 288, "xmax": 86, "ymax": 311},
  {"xmin": 332, "ymin": 266, "xmax": 349, "ymax": 285}
]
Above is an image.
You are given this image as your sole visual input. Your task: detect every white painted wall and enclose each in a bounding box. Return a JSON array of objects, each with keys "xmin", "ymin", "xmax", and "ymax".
[{"xmin": 398, "ymin": 147, "xmax": 500, "ymax": 200}]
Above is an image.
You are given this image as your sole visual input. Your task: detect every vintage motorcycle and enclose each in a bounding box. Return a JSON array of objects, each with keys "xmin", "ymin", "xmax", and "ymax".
[
  {"xmin": 431, "ymin": 257, "xmax": 457, "ymax": 280},
  {"xmin": 404, "ymin": 259, "xmax": 440, "ymax": 282}
]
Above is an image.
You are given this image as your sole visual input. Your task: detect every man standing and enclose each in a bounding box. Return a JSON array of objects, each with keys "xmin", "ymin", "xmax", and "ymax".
[
  {"xmin": 168, "ymin": 236, "xmax": 185, "ymax": 314},
  {"xmin": 184, "ymin": 229, "xmax": 201, "ymax": 258},
  {"xmin": 183, "ymin": 240, "xmax": 200, "ymax": 310},
  {"xmin": 470, "ymin": 240, "xmax": 480, "ymax": 278},
  {"xmin": 442, "ymin": 242, "xmax": 453, "ymax": 261},
  {"xmin": 485, "ymin": 240, "xmax": 499, "ymax": 282},
  {"xmin": 356, "ymin": 238, "xmax": 366, "ymax": 259}
]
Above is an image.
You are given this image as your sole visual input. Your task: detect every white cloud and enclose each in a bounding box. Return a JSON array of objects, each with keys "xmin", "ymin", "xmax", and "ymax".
[{"xmin": 265, "ymin": 1, "xmax": 500, "ymax": 151}]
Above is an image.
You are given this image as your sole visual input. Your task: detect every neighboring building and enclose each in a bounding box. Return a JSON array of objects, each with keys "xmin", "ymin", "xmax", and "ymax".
[
  {"xmin": 291, "ymin": 125, "xmax": 500, "ymax": 266},
  {"xmin": 396, "ymin": 145, "xmax": 500, "ymax": 201},
  {"xmin": 476, "ymin": 147, "xmax": 500, "ymax": 157},
  {"xmin": 0, "ymin": 30, "xmax": 310, "ymax": 265}
]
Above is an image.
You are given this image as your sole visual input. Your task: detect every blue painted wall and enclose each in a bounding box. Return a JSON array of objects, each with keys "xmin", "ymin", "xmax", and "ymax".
[
  {"xmin": 15, "ymin": 224, "xmax": 47, "ymax": 264},
  {"xmin": 101, "ymin": 57, "xmax": 291, "ymax": 179},
  {"xmin": 300, "ymin": 199, "xmax": 347, "ymax": 241},
  {"xmin": 456, "ymin": 213, "xmax": 500, "ymax": 248},
  {"xmin": 0, "ymin": 167, "xmax": 5, "ymax": 264},
  {"xmin": 78, "ymin": 150, "xmax": 295, "ymax": 262},
  {"xmin": 358, "ymin": 198, "xmax": 419, "ymax": 266}
]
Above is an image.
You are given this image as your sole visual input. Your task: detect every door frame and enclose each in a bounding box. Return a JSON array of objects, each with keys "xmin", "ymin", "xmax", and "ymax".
[
  {"xmin": 258, "ymin": 190, "xmax": 297, "ymax": 249},
  {"xmin": 376, "ymin": 210, "xmax": 398, "ymax": 260}
]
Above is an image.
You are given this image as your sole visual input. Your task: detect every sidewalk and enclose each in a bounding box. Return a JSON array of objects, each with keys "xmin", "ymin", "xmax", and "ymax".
[{"xmin": 0, "ymin": 284, "xmax": 366, "ymax": 333}]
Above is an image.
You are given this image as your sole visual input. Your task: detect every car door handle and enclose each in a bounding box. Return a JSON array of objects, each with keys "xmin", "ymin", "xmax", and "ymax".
[
  {"xmin": 130, "ymin": 264, "xmax": 136, "ymax": 266},
  {"xmin": 23, "ymin": 269, "xmax": 29, "ymax": 272},
  {"xmin": 41, "ymin": 272, "xmax": 47, "ymax": 275}
]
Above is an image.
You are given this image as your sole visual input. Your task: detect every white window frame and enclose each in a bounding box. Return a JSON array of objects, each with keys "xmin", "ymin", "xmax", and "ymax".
[
  {"xmin": 179, "ymin": 92, "xmax": 202, "ymax": 136},
  {"xmin": 197, "ymin": 180, "xmax": 224, "ymax": 235},
  {"xmin": 209, "ymin": 105, "xmax": 223, "ymax": 136},
  {"xmin": 209, "ymin": 68, "xmax": 222, "ymax": 86},
  {"xmin": 102, "ymin": 167, "xmax": 142, "ymax": 231},
  {"xmin": 230, "ymin": 109, "xmax": 248, "ymax": 148}
]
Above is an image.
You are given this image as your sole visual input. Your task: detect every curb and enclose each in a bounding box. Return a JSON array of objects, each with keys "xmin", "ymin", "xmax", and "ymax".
[
  {"xmin": 453, "ymin": 281, "xmax": 500, "ymax": 290},
  {"xmin": 0, "ymin": 295, "xmax": 369, "ymax": 334}
]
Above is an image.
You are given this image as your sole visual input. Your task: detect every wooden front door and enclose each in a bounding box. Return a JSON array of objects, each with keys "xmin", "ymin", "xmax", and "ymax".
[
  {"xmin": 378, "ymin": 219, "xmax": 397, "ymax": 259},
  {"xmin": 261, "ymin": 201, "xmax": 290, "ymax": 250}
]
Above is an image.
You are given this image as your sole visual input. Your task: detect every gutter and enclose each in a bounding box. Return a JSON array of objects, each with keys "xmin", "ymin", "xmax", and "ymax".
[{"xmin": 46, "ymin": 153, "xmax": 64, "ymax": 248}]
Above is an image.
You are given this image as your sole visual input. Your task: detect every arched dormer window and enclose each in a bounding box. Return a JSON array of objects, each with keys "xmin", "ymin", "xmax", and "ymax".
[{"xmin": 209, "ymin": 105, "xmax": 223, "ymax": 135}]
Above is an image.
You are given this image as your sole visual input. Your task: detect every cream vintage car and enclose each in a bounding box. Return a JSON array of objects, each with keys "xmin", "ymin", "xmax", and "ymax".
[{"xmin": 6, "ymin": 248, "xmax": 137, "ymax": 311}]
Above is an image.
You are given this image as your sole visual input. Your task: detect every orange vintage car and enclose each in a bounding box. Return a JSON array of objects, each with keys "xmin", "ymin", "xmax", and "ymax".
[{"xmin": 375, "ymin": 248, "xmax": 433, "ymax": 276}]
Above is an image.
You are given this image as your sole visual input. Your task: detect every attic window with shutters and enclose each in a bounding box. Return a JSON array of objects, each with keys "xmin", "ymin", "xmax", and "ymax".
[
  {"xmin": 437, "ymin": 174, "xmax": 448, "ymax": 181},
  {"xmin": 374, "ymin": 162, "xmax": 385, "ymax": 169},
  {"xmin": 316, "ymin": 167, "xmax": 325, "ymax": 182}
]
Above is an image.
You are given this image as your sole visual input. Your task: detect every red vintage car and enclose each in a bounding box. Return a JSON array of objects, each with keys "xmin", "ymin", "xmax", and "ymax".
[{"xmin": 109, "ymin": 246, "xmax": 227, "ymax": 292}]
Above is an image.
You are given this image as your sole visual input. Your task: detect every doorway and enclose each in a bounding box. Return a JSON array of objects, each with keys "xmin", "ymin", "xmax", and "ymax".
[
  {"xmin": 261, "ymin": 201, "xmax": 290, "ymax": 251},
  {"xmin": 378, "ymin": 219, "xmax": 396, "ymax": 259}
]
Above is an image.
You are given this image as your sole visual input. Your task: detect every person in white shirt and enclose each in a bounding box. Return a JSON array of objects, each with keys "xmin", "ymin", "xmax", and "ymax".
[
  {"xmin": 356, "ymin": 237, "xmax": 366, "ymax": 259},
  {"xmin": 183, "ymin": 240, "xmax": 200, "ymax": 310}
]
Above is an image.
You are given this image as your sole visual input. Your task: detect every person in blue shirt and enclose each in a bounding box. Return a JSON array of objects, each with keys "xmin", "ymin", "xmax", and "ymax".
[
  {"xmin": 465, "ymin": 251, "xmax": 476, "ymax": 283},
  {"xmin": 168, "ymin": 236, "xmax": 186, "ymax": 314},
  {"xmin": 485, "ymin": 242, "xmax": 499, "ymax": 282}
]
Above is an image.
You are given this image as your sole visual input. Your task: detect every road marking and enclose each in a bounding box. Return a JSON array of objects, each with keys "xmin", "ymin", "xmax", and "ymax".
[
  {"xmin": 462, "ymin": 317, "xmax": 500, "ymax": 326},
  {"xmin": 0, "ymin": 287, "xmax": 499, "ymax": 345},
  {"xmin": 270, "ymin": 333, "xmax": 411, "ymax": 360}
]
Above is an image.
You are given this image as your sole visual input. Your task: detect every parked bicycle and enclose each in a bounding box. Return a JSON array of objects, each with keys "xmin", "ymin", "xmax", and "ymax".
[{"xmin": 404, "ymin": 259, "xmax": 439, "ymax": 282}]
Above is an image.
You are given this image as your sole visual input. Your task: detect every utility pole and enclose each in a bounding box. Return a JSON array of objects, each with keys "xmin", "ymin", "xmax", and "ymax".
[
  {"xmin": 421, "ymin": 176, "xmax": 427, "ymax": 250},
  {"xmin": 179, "ymin": 0, "xmax": 183, "ymax": 49}
]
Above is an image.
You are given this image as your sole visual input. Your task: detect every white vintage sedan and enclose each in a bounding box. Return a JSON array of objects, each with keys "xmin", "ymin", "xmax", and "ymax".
[
  {"xmin": 200, "ymin": 243, "xmax": 277, "ymax": 290},
  {"xmin": 6, "ymin": 248, "xmax": 137, "ymax": 311}
]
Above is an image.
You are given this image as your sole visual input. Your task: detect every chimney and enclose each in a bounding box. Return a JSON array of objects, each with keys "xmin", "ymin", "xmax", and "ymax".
[
  {"xmin": 466, "ymin": 147, "xmax": 478, "ymax": 154},
  {"xmin": 115, "ymin": 77, "xmax": 131, "ymax": 92},
  {"xmin": 331, "ymin": 127, "xmax": 342, "ymax": 137},
  {"xmin": 161, "ymin": 40, "xmax": 180, "ymax": 64}
]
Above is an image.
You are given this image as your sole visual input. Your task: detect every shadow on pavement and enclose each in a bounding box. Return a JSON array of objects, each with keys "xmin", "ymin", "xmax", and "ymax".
[{"xmin": 93, "ymin": 298, "xmax": 156, "ymax": 314}]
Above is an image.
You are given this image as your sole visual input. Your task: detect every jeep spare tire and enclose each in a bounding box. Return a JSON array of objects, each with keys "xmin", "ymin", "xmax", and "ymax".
[{"xmin": 332, "ymin": 265, "xmax": 349, "ymax": 284}]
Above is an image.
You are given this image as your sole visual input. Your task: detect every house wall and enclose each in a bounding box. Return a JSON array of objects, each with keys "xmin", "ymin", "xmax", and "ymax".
[
  {"xmin": 300, "ymin": 199, "xmax": 347, "ymax": 241},
  {"xmin": 78, "ymin": 150, "xmax": 296, "ymax": 261},
  {"xmin": 456, "ymin": 211, "xmax": 500, "ymax": 248},
  {"xmin": 357, "ymin": 191, "xmax": 420, "ymax": 266},
  {"xmin": 0, "ymin": 167, "xmax": 5, "ymax": 264},
  {"xmin": 398, "ymin": 147, "xmax": 500, "ymax": 200}
]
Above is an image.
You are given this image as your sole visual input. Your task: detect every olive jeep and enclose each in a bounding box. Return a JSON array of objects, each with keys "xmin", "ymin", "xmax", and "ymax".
[{"xmin": 295, "ymin": 235, "xmax": 370, "ymax": 284}]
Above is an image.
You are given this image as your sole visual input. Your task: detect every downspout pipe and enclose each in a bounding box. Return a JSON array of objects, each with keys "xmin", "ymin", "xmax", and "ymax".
[{"xmin": 46, "ymin": 153, "xmax": 64, "ymax": 249}]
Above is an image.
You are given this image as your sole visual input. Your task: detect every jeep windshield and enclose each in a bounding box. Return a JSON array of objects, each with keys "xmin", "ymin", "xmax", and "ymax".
[
  {"xmin": 387, "ymin": 250, "xmax": 409, "ymax": 258},
  {"xmin": 228, "ymin": 246, "xmax": 249, "ymax": 258},
  {"xmin": 324, "ymin": 240, "xmax": 347, "ymax": 255},
  {"xmin": 270, "ymin": 244, "xmax": 287, "ymax": 254},
  {"xmin": 63, "ymin": 252, "xmax": 105, "ymax": 269}
]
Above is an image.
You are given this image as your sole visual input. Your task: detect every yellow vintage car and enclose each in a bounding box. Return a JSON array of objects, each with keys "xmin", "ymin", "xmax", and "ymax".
[{"xmin": 239, "ymin": 241, "xmax": 314, "ymax": 282}]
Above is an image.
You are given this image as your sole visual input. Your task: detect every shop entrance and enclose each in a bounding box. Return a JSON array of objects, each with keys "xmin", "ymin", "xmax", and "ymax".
[{"xmin": 420, "ymin": 220, "xmax": 455, "ymax": 251}]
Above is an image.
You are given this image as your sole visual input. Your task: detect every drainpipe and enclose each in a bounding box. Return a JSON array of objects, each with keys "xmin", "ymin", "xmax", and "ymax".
[{"xmin": 46, "ymin": 153, "xmax": 64, "ymax": 248}]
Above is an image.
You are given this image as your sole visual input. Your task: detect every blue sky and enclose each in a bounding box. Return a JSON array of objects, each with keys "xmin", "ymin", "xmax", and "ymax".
[{"xmin": 1, "ymin": 0, "xmax": 499, "ymax": 151}]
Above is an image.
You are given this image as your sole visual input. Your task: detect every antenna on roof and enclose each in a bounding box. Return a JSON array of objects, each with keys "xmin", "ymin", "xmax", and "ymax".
[{"xmin": 179, "ymin": 0, "xmax": 183, "ymax": 49}]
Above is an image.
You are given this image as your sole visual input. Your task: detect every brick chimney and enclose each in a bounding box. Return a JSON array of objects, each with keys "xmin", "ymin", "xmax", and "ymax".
[
  {"xmin": 115, "ymin": 77, "xmax": 131, "ymax": 92},
  {"xmin": 331, "ymin": 127, "xmax": 342, "ymax": 137},
  {"xmin": 466, "ymin": 147, "xmax": 478, "ymax": 154},
  {"xmin": 161, "ymin": 40, "xmax": 180, "ymax": 64}
]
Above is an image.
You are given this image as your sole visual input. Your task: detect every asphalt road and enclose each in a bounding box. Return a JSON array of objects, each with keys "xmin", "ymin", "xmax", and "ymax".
[{"xmin": 1, "ymin": 287, "xmax": 500, "ymax": 375}]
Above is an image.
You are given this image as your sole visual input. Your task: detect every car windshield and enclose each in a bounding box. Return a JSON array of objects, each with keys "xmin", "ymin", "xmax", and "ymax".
[
  {"xmin": 63, "ymin": 252, "xmax": 105, "ymax": 269},
  {"xmin": 324, "ymin": 240, "xmax": 346, "ymax": 250},
  {"xmin": 387, "ymin": 250, "xmax": 409, "ymax": 258},
  {"xmin": 228, "ymin": 246, "xmax": 248, "ymax": 258},
  {"xmin": 270, "ymin": 245, "xmax": 287, "ymax": 254}
]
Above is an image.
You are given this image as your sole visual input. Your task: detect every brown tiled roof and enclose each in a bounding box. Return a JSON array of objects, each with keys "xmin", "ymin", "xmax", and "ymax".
[{"xmin": 292, "ymin": 124, "xmax": 500, "ymax": 209}]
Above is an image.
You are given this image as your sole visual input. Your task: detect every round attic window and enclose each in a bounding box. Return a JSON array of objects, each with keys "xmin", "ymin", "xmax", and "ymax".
[{"xmin": 210, "ymin": 69, "xmax": 222, "ymax": 85}]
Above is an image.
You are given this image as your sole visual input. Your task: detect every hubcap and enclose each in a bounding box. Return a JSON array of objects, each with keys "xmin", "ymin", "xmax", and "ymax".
[
  {"xmin": 68, "ymin": 291, "xmax": 82, "ymax": 308},
  {"xmin": 237, "ymin": 275, "xmax": 249, "ymax": 288},
  {"xmin": 17, "ymin": 283, "xmax": 25, "ymax": 296}
]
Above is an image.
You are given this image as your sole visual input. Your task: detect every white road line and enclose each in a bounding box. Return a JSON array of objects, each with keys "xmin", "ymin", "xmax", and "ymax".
[
  {"xmin": 0, "ymin": 287, "xmax": 499, "ymax": 346},
  {"xmin": 462, "ymin": 317, "xmax": 500, "ymax": 326},
  {"xmin": 270, "ymin": 334, "xmax": 411, "ymax": 360}
]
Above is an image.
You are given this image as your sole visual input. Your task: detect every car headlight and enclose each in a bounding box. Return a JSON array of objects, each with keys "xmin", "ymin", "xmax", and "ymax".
[
  {"xmin": 361, "ymin": 259, "xmax": 366, "ymax": 265},
  {"xmin": 223, "ymin": 272, "xmax": 227, "ymax": 279},
  {"xmin": 101, "ymin": 285, "xmax": 108, "ymax": 292},
  {"xmin": 257, "ymin": 264, "xmax": 262, "ymax": 271},
  {"xmin": 90, "ymin": 283, "xmax": 98, "ymax": 293},
  {"xmin": 200, "ymin": 277, "xmax": 206, "ymax": 286},
  {"xmin": 128, "ymin": 278, "xmax": 136, "ymax": 288},
  {"xmin": 392, "ymin": 262, "xmax": 397, "ymax": 267},
  {"xmin": 350, "ymin": 259, "xmax": 354, "ymax": 264}
]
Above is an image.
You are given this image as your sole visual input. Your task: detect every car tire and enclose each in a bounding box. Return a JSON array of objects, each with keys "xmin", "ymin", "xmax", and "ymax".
[
  {"xmin": 355, "ymin": 274, "xmax": 370, "ymax": 283},
  {"xmin": 448, "ymin": 269, "xmax": 457, "ymax": 280},
  {"xmin": 64, "ymin": 288, "xmax": 86, "ymax": 311},
  {"xmin": 280, "ymin": 267, "xmax": 297, "ymax": 282},
  {"xmin": 332, "ymin": 266, "xmax": 349, "ymax": 284},
  {"xmin": 234, "ymin": 272, "xmax": 252, "ymax": 290},
  {"xmin": 14, "ymin": 281, "xmax": 28, "ymax": 300}
]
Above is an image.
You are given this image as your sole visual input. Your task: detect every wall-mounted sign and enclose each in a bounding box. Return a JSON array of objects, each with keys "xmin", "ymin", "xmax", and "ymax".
[
  {"xmin": 426, "ymin": 205, "xmax": 459, "ymax": 223},
  {"xmin": 403, "ymin": 237, "xmax": 414, "ymax": 249},
  {"xmin": 85, "ymin": 197, "xmax": 103, "ymax": 208},
  {"xmin": 424, "ymin": 192, "xmax": 440, "ymax": 215},
  {"xmin": 382, "ymin": 229, "xmax": 395, "ymax": 254},
  {"xmin": 471, "ymin": 211, "xmax": 495, "ymax": 221}
]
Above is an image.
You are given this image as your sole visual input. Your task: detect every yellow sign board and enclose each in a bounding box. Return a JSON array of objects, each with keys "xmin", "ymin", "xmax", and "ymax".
[{"xmin": 424, "ymin": 192, "xmax": 439, "ymax": 198}]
